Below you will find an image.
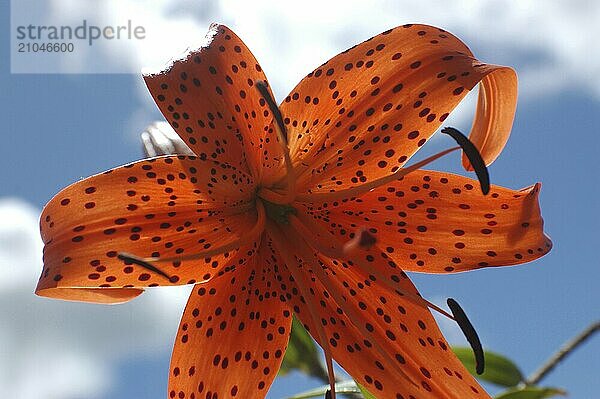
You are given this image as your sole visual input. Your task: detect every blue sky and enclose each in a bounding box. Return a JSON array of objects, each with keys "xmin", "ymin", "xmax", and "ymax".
[{"xmin": 1, "ymin": 1, "xmax": 598, "ymax": 398}]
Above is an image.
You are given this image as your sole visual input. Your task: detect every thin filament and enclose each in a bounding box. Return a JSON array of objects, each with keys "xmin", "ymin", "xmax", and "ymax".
[
  {"xmin": 118, "ymin": 200, "xmax": 266, "ymax": 265},
  {"xmin": 258, "ymin": 125, "xmax": 297, "ymax": 204},
  {"xmin": 289, "ymin": 213, "xmax": 455, "ymax": 321},
  {"xmin": 255, "ymin": 81, "xmax": 297, "ymax": 204},
  {"xmin": 267, "ymin": 221, "xmax": 338, "ymax": 399},
  {"xmin": 296, "ymin": 146, "xmax": 460, "ymax": 203},
  {"xmin": 292, "ymin": 214, "xmax": 487, "ymax": 377},
  {"xmin": 282, "ymin": 225, "xmax": 417, "ymax": 388}
]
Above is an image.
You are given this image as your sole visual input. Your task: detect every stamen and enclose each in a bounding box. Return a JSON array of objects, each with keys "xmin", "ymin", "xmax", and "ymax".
[
  {"xmin": 296, "ymin": 147, "xmax": 460, "ymax": 203},
  {"xmin": 292, "ymin": 214, "xmax": 487, "ymax": 379},
  {"xmin": 447, "ymin": 298, "xmax": 485, "ymax": 374},
  {"xmin": 258, "ymin": 186, "xmax": 295, "ymax": 205},
  {"xmin": 255, "ymin": 80, "xmax": 287, "ymax": 143},
  {"xmin": 267, "ymin": 221, "xmax": 338, "ymax": 399},
  {"xmin": 290, "ymin": 213, "xmax": 455, "ymax": 321},
  {"xmin": 283, "ymin": 223, "xmax": 417, "ymax": 387},
  {"xmin": 255, "ymin": 81, "xmax": 297, "ymax": 204},
  {"xmin": 117, "ymin": 200, "xmax": 266, "ymax": 265},
  {"xmin": 441, "ymin": 127, "xmax": 490, "ymax": 195},
  {"xmin": 117, "ymin": 252, "xmax": 172, "ymax": 281}
]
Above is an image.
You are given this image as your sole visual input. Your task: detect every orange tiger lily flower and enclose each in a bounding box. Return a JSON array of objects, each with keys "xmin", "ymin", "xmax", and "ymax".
[{"xmin": 36, "ymin": 24, "xmax": 551, "ymax": 399}]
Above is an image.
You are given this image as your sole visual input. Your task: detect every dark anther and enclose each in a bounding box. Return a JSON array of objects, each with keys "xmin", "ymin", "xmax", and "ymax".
[
  {"xmin": 441, "ymin": 127, "xmax": 490, "ymax": 195},
  {"xmin": 325, "ymin": 389, "xmax": 332, "ymax": 399},
  {"xmin": 255, "ymin": 80, "xmax": 288, "ymax": 142},
  {"xmin": 357, "ymin": 229, "xmax": 377, "ymax": 249},
  {"xmin": 447, "ymin": 298, "xmax": 485, "ymax": 374},
  {"xmin": 117, "ymin": 252, "xmax": 172, "ymax": 281}
]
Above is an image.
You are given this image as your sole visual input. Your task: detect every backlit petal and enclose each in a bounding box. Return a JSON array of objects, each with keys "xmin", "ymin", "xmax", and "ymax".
[
  {"xmin": 37, "ymin": 155, "xmax": 257, "ymax": 303},
  {"xmin": 279, "ymin": 24, "xmax": 516, "ymax": 193},
  {"xmin": 144, "ymin": 24, "xmax": 283, "ymax": 181},
  {"xmin": 463, "ymin": 67, "xmax": 517, "ymax": 170},
  {"xmin": 168, "ymin": 242, "xmax": 291, "ymax": 399},
  {"xmin": 272, "ymin": 227, "xmax": 489, "ymax": 399},
  {"xmin": 302, "ymin": 170, "xmax": 551, "ymax": 273}
]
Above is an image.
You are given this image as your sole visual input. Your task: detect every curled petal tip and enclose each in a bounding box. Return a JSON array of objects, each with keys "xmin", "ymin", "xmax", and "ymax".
[
  {"xmin": 526, "ymin": 182, "xmax": 542, "ymax": 197},
  {"xmin": 462, "ymin": 67, "xmax": 518, "ymax": 171}
]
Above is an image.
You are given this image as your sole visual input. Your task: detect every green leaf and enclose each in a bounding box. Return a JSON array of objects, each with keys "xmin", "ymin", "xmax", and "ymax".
[
  {"xmin": 357, "ymin": 382, "xmax": 378, "ymax": 399},
  {"xmin": 453, "ymin": 347, "xmax": 524, "ymax": 387},
  {"xmin": 280, "ymin": 316, "xmax": 328, "ymax": 381},
  {"xmin": 494, "ymin": 386, "xmax": 567, "ymax": 399},
  {"xmin": 286, "ymin": 380, "xmax": 361, "ymax": 399}
]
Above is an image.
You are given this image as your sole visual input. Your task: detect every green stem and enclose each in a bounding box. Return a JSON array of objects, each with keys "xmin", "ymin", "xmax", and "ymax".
[{"xmin": 525, "ymin": 321, "xmax": 600, "ymax": 385}]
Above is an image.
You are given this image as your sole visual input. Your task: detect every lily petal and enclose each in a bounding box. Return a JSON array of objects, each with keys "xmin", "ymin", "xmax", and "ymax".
[
  {"xmin": 36, "ymin": 155, "xmax": 257, "ymax": 303},
  {"xmin": 168, "ymin": 242, "xmax": 291, "ymax": 399},
  {"xmin": 463, "ymin": 67, "xmax": 517, "ymax": 171},
  {"xmin": 144, "ymin": 24, "xmax": 283, "ymax": 182},
  {"xmin": 302, "ymin": 170, "xmax": 551, "ymax": 273},
  {"xmin": 273, "ymin": 227, "xmax": 489, "ymax": 399},
  {"xmin": 279, "ymin": 24, "xmax": 516, "ymax": 194}
]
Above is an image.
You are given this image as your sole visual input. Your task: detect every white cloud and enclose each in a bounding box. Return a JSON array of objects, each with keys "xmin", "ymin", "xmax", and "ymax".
[
  {"xmin": 41, "ymin": 0, "xmax": 600, "ymax": 100},
  {"xmin": 0, "ymin": 198, "xmax": 191, "ymax": 399},
  {"xmin": 28, "ymin": 0, "xmax": 596, "ymax": 145},
  {"xmin": 38, "ymin": 0, "xmax": 595, "ymax": 144}
]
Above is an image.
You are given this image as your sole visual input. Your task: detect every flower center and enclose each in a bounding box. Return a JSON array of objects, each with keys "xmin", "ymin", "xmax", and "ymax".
[{"xmin": 262, "ymin": 199, "xmax": 297, "ymax": 225}]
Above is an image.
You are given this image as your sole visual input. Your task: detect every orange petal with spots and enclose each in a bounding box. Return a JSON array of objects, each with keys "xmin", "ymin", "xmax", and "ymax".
[
  {"xmin": 302, "ymin": 170, "xmax": 551, "ymax": 273},
  {"xmin": 271, "ymin": 227, "xmax": 490, "ymax": 399},
  {"xmin": 168, "ymin": 242, "xmax": 291, "ymax": 399},
  {"xmin": 144, "ymin": 24, "xmax": 283, "ymax": 182},
  {"xmin": 278, "ymin": 24, "xmax": 516, "ymax": 194},
  {"xmin": 36, "ymin": 155, "xmax": 257, "ymax": 303},
  {"xmin": 463, "ymin": 67, "xmax": 517, "ymax": 171}
]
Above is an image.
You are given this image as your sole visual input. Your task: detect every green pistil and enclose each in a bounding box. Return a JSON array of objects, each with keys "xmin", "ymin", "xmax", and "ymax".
[{"xmin": 263, "ymin": 199, "xmax": 297, "ymax": 225}]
